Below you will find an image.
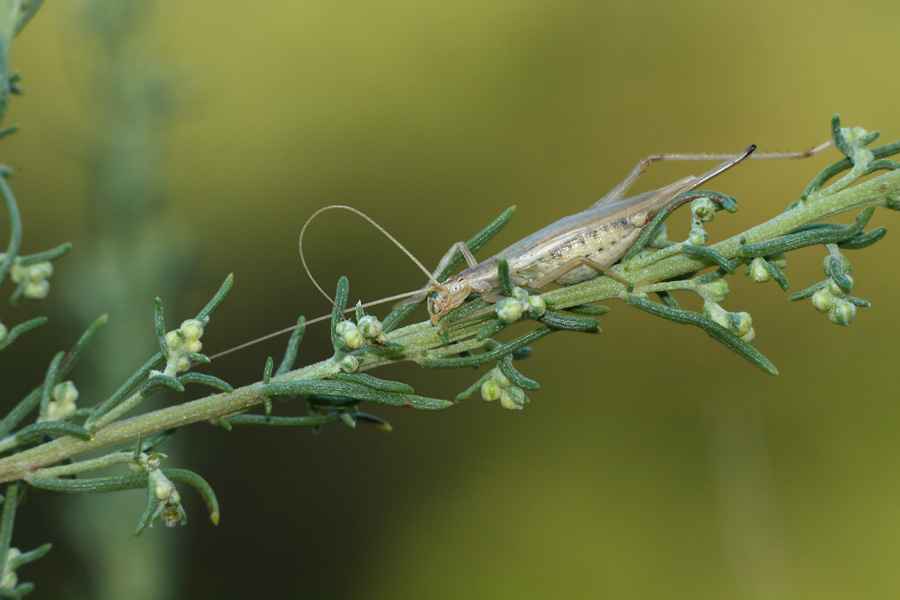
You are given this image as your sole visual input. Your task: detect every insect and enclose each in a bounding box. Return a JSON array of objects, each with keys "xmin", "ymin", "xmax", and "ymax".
[
  {"xmin": 210, "ymin": 139, "xmax": 830, "ymax": 361},
  {"xmin": 419, "ymin": 142, "xmax": 831, "ymax": 322}
]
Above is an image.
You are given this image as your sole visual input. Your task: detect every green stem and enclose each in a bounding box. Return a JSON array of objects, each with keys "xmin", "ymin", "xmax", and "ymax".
[
  {"xmin": 0, "ymin": 166, "xmax": 896, "ymax": 484},
  {"xmin": 0, "ymin": 317, "xmax": 466, "ymax": 483}
]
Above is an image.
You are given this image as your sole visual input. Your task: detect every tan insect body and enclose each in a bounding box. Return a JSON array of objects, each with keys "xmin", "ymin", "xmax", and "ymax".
[{"xmin": 428, "ymin": 161, "xmax": 746, "ymax": 322}]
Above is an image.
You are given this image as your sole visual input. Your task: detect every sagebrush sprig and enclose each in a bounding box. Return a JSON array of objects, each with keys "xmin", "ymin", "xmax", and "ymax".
[{"xmin": 2, "ymin": 102, "xmax": 900, "ymax": 596}]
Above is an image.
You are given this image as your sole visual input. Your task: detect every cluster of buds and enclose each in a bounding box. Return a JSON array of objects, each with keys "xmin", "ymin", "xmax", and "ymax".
[
  {"xmin": 164, "ymin": 319, "xmax": 205, "ymax": 374},
  {"xmin": 494, "ymin": 287, "xmax": 546, "ymax": 324},
  {"xmin": 698, "ymin": 279, "xmax": 755, "ymax": 343},
  {"xmin": 480, "ymin": 368, "xmax": 529, "ymax": 411},
  {"xmin": 748, "ymin": 254, "xmax": 788, "ymax": 283},
  {"xmin": 335, "ymin": 314, "xmax": 386, "ymax": 351},
  {"xmin": 147, "ymin": 469, "xmax": 187, "ymax": 527},
  {"xmin": 10, "ymin": 260, "xmax": 53, "ymax": 300},
  {"xmin": 811, "ymin": 279, "xmax": 856, "ymax": 325},
  {"xmin": 687, "ymin": 197, "xmax": 718, "ymax": 246},
  {"xmin": 131, "ymin": 452, "xmax": 187, "ymax": 528},
  {"xmin": 38, "ymin": 381, "xmax": 79, "ymax": 422},
  {"xmin": 334, "ymin": 313, "xmax": 389, "ymax": 373}
]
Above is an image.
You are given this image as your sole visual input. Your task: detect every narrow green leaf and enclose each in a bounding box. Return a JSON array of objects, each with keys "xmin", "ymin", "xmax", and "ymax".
[
  {"xmin": 679, "ymin": 244, "xmax": 736, "ymax": 273},
  {"xmin": 537, "ymin": 310, "xmax": 600, "ymax": 333},
  {"xmin": 330, "ymin": 372, "xmax": 415, "ymax": 394},
  {"xmin": 624, "ymin": 294, "xmax": 777, "ymax": 375},
  {"xmin": 195, "ymin": 274, "xmax": 234, "ymax": 321},
  {"xmin": 0, "ymin": 174, "xmax": 21, "ymax": 287},
  {"xmin": 164, "ymin": 468, "xmax": 220, "ymax": 526},
  {"xmin": 225, "ymin": 413, "xmax": 341, "ymax": 427},
  {"xmin": 16, "ymin": 242, "xmax": 71, "ymax": 266},
  {"xmin": 177, "ymin": 373, "xmax": 233, "ymax": 394},
  {"xmin": 12, "ymin": 421, "xmax": 92, "ymax": 444},
  {"xmin": 0, "ymin": 316, "xmax": 46, "ymax": 352},
  {"xmin": 154, "ymin": 298, "xmax": 167, "ymax": 354},
  {"xmin": 498, "ymin": 355, "xmax": 539, "ymax": 390},
  {"xmin": 0, "ymin": 482, "xmax": 19, "ymax": 580},
  {"xmin": 275, "ymin": 316, "xmax": 306, "ymax": 376},
  {"xmin": 422, "ymin": 326, "xmax": 554, "ymax": 368}
]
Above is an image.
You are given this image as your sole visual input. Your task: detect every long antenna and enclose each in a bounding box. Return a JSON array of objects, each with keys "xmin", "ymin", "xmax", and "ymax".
[
  {"xmin": 210, "ymin": 207, "xmax": 447, "ymax": 361},
  {"xmin": 298, "ymin": 204, "xmax": 444, "ymax": 307},
  {"xmin": 206, "ymin": 287, "xmax": 430, "ymax": 361}
]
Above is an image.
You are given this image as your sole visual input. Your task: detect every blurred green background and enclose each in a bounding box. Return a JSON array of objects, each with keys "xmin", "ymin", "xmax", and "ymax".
[{"xmin": 4, "ymin": 1, "xmax": 900, "ymax": 599}]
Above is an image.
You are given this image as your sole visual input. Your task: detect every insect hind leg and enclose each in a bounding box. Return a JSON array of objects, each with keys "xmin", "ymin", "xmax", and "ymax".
[
  {"xmin": 527, "ymin": 256, "xmax": 631, "ymax": 290},
  {"xmin": 592, "ymin": 140, "xmax": 832, "ymax": 209}
]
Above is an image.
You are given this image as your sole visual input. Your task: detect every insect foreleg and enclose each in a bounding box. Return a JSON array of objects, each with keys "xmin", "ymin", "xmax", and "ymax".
[{"xmin": 432, "ymin": 241, "xmax": 481, "ymax": 277}]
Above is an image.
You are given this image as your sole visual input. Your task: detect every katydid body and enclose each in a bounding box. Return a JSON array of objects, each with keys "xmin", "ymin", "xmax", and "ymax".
[
  {"xmin": 428, "ymin": 147, "xmax": 760, "ymax": 321},
  {"xmin": 211, "ymin": 139, "xmax": 831, "ymax": 361}
]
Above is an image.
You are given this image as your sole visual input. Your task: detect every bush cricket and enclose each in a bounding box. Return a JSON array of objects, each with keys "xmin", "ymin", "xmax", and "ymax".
[{"xmin": 210, "ymin": 139, "xmax": 831, "ymax": 360}]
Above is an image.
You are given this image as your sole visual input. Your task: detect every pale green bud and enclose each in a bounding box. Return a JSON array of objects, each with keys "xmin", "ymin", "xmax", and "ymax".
[
  {"xmin": 8, "ymin": 261, "xmax": 24, "ymax": 283},
  {"xmin": 1, "ymin": 547, "xmax": 20, "ymax": 588},
  {"xmin": 339, "ymin": 354, "xmax": 359, "ymax": 373},
  {"xmin": 829, "ymin": 299, "xmax": 856, "ymax": 326},
  {"xmin": 511, "ymin": 287, "xmax": 529, "ymax": 302},
  {"xmin": 771, "ymin": 253, "xmax": 787, "ymax": 268},
  {"xmin": 180, "ymin": 319, "xmax": 204, "ymax": 340},
  {"xmin": 702, "ymin": 279, "xmax": 729, "ymax": 303},
  {"xmin": 29, "ymin": 262, "xmax": 53, "ymax": 280},
  {"xmin": 43, "ymin": 381, "xmax": 79, "ymax": 422},
  {"xmin": 357, "ymin": 315, "xmax": 383, "ymax": 340},
  {"xmin": 811, "ymin": 288, "xmax": 832, "ymax": 313},
  {"xmin": 499, "ymin": 386, "xmax": 527, "ymax": 410},
  {"xmin": 335, "ymin": 321, "xmax": 365, "ymax": 349},
  {"xmin": 691, "ymin": 197, "xmax": 717, "ymax": 222},
  {"xmin": 827, "ymin": 279, "xmax": 848, "ymax": 297},
  {"xmin": 703, "ymin": 302, "xmax": 729, "ymax": 329},
  {"xmin": 165, "ymin": 330, "xmax": 183, "ymax": 350},
  {"xmin": 24, "ymin": 280, "xmax": 50, "ymax": 299},
  {"xmin": 749, "ymin": 258, "xmax": 770, "ymax": 282},
  {"xmin": 688, "ymin": 229, "xmax": 709, "ymax": 246},
  {"xmin": 526, "ymin": 295, "xmax": 546, "ymax": 318},
  {"xmin": 492, "ymin": 369, "xmax": 512, "ymax": 388},
  {"xmin": 150, "ymin": 470, "xmax": 176, "ymax": 501},
  {"xmin": 53, "ymin": 381, "xmax": 79, "ymax": 404},
  {"xmin": 481, "ymin": 379, "xmax": 502, "ymax": 401},
  {"xmin": 495, "ymin": 297, "xmax": 525, "ymax": 324},
  {"xmin": 729, "ymin": 312, "xmax": 753, "ymax": 337}
]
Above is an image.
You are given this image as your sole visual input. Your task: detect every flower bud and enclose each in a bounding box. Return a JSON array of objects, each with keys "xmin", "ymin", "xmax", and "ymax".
[
  {"xmin": 702, "ymin": 279, "xmax": 729, "ymax": 303},
  {"xmin": 828, "ymin": 299, "xmax": 856, "ymax": 326},
  {"xmin": 357, "ymin": 315, "xmax": 383, "ymax": 340},
  {"xmin": 749, "ymin": 258, "xmax": 770, "ymax": 282},
  {"xmin": 495, "ymin": 297, "xmax": 525, "ymax": 323},
  {"xmin": 691, "ymin": 197, "xmax": 717, "ymax": 222},
  {"xmin": 811, "ymin": 288, "xmax": 832, "ymax": 313}
]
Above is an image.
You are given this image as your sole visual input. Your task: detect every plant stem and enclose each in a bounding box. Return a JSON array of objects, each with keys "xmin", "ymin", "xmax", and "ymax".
[{"xmin": 0, "ymin": 167, "xmax": 896, "ymax": 483}]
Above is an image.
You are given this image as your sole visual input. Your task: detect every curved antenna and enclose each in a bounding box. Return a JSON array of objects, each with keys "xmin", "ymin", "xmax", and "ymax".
[
  {"xmin": 209, "ymin": 206, "xmax": 446, "ymax": 363},
  {"xmin": 298, "ymin": 205, "xmax": 444, "ymax": 308}
]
